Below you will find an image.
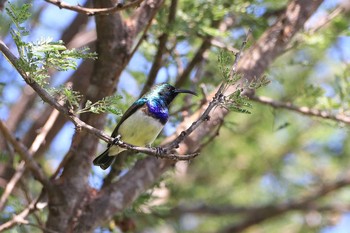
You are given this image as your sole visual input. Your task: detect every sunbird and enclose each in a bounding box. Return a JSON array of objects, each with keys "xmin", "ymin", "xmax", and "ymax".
[{"xmin": 93, "ymin": 83, "xmax": 197, "ymax": 169}]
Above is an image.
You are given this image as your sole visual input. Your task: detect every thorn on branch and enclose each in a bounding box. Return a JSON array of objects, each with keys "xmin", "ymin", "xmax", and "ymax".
[
  {"xmin": 57, "ymin": 0, "xmax": 62, "ymax": 9},
  {"xmin": 180, "ymin": 131, "xmax": 187, "ymax": 137}
]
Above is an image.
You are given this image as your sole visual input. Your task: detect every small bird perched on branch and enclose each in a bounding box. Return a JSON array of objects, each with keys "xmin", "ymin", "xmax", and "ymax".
[{"xmin": 93, "ymin": 83, "xmax": 197, "ymax": 169}]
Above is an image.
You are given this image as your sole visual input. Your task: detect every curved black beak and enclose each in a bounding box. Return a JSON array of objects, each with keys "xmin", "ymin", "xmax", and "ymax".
[{"xmin": 174, "ymin": 88, "xmax": 197, "ymax": 96}]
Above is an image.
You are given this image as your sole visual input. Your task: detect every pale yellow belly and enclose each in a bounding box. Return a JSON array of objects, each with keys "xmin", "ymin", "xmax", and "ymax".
[{"xmin": 109, "ymin": 110, "xmax": 164, "ymax": 156}]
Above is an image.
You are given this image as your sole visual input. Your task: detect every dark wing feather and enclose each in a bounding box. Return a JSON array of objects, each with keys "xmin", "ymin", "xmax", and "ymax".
[{"xmin": 110, "ymin": 98, "xmax": 147, "ymax": 139}]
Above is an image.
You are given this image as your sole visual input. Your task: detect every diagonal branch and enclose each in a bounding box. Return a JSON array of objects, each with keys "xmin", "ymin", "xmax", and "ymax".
[
  {"xmin": 174, "ymin": 20, "xmax": 222, "ymax": 88},
  {"xmin": 0, "ymin": 194, "xmax": 49, "ymax": 232},
  {"xmin": 0, "ymin": 161, "xmax": 25, "ymax": 212},
  {"xmin": 218, "ymin": 170, "xmax": 350, "ymax": 233},
  {"xmin": 251, "ymin": 95, "xmax": 350, "ymax": 124},
  {"xmin": 0, "ymin": 121, "xmax": 52, "ymax": 190},
  {"xmin": 175, "ymin": 15, "xmax": 235, "ymax": 88},
  {"xmin": 0, "ymin": 99, "xmax": 63, "ymax": 211},
  {"xmin": 139, "ymin": 0, "xmax": 178, "ymax": 97}
]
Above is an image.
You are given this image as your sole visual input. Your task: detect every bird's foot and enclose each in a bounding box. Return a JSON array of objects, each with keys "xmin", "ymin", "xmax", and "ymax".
[
  {"xmin": 112, "ymin": 135, "xmax": 123, "ymax": 145},
  {"xmin": 154, "ymin": 147, "xmax": 167, "ymax": 159}
]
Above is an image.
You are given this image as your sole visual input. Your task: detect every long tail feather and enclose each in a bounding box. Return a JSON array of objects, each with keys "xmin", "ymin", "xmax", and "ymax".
[{"xmin": 93, "ymin": 149, "xmax": 115, "ymax": 170}]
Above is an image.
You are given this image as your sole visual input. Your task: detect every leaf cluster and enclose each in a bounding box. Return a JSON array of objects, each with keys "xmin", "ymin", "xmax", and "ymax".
[
  {"xmin": 5, "ymin": 2, "xmax": 121, "ymax": 116},
  {"xmin": 218, "ymin": 50, "xmax": 270, "ymax": 114},
  {"xmin": 77, "ymin": 95, "xmax": 123, "ymax": 115},
  {"xmin": 7, "ymin": 2, "xmax": 96, "ymax": 83}
]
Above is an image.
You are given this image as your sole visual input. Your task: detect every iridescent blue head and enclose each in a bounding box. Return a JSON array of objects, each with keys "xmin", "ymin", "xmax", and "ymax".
[
  {"xmin": 145, "ymin": 83, "xmax": 197, "ymax": 106},
  {"xmin": 142, "ymin": 83, "xmax": 196, "ymax": 124}
]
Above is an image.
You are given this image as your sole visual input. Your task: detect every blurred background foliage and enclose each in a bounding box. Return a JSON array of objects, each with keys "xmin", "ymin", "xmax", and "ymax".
[{"xmin": 1, "ymin": 0, "xmax": 350, "ymax": 232}]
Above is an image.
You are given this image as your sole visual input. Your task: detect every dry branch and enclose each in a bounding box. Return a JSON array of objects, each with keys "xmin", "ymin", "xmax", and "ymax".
[
  {"xmin": 0, "ymin": 161, "xmax": 25, "ymax": 212},
  {"xmin": 0, "ymin": 196, "xmax": 47, "ymax": 232},
  {"xmin": 218, "ymin": 170, "xmax": 350, "ymax": 233},
  {"xmin": 139, "ymin": 0, "xmax": 178, "ymax": 97},
  {"xmin": 0, "ymin": 121, "xmax": 51, "ymax": 189},
  {"xmin": 44, "ymin": 0, "xmax": 144, "ymax": 15},
  {"xmin": 251, "ymin": 95, "xmax": 350, "ymax": 125}
]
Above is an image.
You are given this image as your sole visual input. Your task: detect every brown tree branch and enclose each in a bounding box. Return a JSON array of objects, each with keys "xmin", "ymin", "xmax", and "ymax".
[
  {"xmin": 0, "ymin": 102, "xmax": 64, "ymax": 211},
  {"xmin": 175, "ymin": 14, "xmax": 236, "ymax": 88},
  {"xmin": 308, "ymin": 4, "xmax": 347, "ymax": 34},
  {"xmin": 60, "ymin": 0, "xmax": 90, "ymax": 44},
  {"xmin": 170, "ymin": 200, "xmax": 350, "ymax": 217},
  {"xmin": 130, "ymin": 0, "xmax": 165, "ymax": 36},
  {"xmin": 0, "ymin": 121, "xmax": 52, "ymax": 190},
  {"xmin": 174, "ymin": 34, "xmax": 214, "ymax": 88},
  {"xmin": 4, "ymin": 86, "xmax": 36, "ymax": 133},
  {"xmin": 251, "ymin": 95, "xmax": 350, "ymax": 125},
  {"xmin": 44, "ymin": 0, "xmax": 145, "ymax": 16},
  {"xmin": 210, "ymin": 38, "xmax": 239, "ymax": 53},
  {"xmin": 139, "ymin": 0, "xmax": 178, "ymax": 97},
  {"xmin": 218, "ymin": 170, "xmax": 350, "ymax": 233},
  {"xmin": 0, "ymin": 195, "xmax": 51, "ymax": 232},
  {"xmin": 0, "ymin": 161, "xmax": 25, "ymax": 212}
]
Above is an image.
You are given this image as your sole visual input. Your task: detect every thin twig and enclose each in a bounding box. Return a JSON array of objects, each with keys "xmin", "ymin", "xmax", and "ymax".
[
  {"xmin": 111, "ymin": 138, "xmax": 199, "ymax": 160},
  {"xmin": 251, "ymin": 95, "xmax": 350, "ymax": 125},
  {"xmin": 139, "ymin": 0, "xmax": 178, "ymax": 97},
  {"xmin": 31, "ymin": 107, "xmax": 61, "ymax": 155},
  {"xmin": 308, "ymin": 5, "xmax": 345, "ymax": 34},
  {"xmin": 0, "ymin": 161, "xmax": 25, "ymax": 212},
  {"xmin": 44, "ymin": 0, "xmax": 144, "ymax": 16},
  {"xmin": 0, "ymin": 197, "xmax": 38, "ymax": 232},
  {"xmin": 18, "ymin": 182, "xmax": 45, "ymax": 227},
  {"xmin": 170, "ymin": 200, "xmax": 350, "ymax": 217},
  {"xmin": 128, "ymin": 12, "xmax": 155, "ymax": 62},
  {"xmin": 166, "ymin": 30, "xmax": 251, "ymax": 150},
  {"xmin": 194, "ymin": 119, "xmax": 224, "ymax": 152},
  {"xmin": 0, "ymin": 105, "xmax": 61, "ymax": 211},
  {"xmin": 218, "ymin": 170, "xmax": 350, "ymax": 233},
  {"xmin": 0, "ymin": 121, "xmax": 52, "ymax": 189},
  {"xmin": 211, "ymin": 38, "xmax": 239, "ymax": 53}
]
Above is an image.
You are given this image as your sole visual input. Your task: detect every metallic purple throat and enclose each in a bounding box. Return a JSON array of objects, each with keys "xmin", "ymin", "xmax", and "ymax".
[{"xmin": 146, "ymin": 101, "xmax": 169, "ymax": 124}]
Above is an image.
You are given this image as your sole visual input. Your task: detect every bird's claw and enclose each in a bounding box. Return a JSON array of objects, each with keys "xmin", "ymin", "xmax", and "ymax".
[
  {"xmin": 112, "ymin": 135, "xmax": 122, "ymax": 145},
  {"xmin": 155, "ymin": 147, "xmax": 167, "ymax": 159}
]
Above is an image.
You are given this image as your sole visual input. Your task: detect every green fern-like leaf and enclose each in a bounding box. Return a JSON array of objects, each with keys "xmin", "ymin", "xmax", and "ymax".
[
  {"xmin": 76, "ymin": 95, "xmax": 122, "ymax": 115},
  {"xmin": 6, "ymin": 3, "xmax": 97, "ymax": 88}
]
